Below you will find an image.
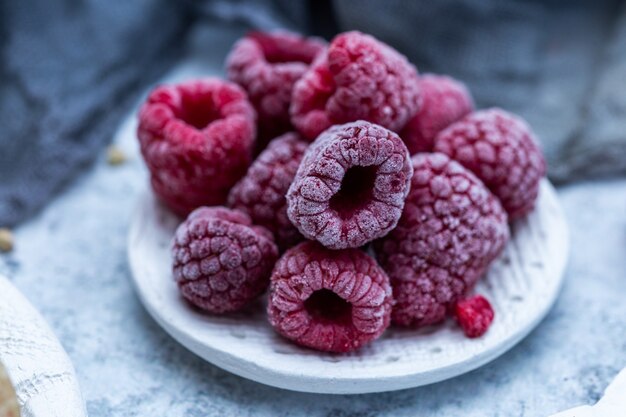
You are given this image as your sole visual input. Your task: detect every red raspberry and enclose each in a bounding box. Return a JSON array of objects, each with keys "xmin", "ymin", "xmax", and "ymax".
[
  {"xmin": 172, "ymin": 206, "xmax": 278, "ymax": 313},
  {"xmin": 267, "ymin": 241, "xmax": 393, "ymax": 353},
  {"xmin": 290, "ymin": 31, "xmax": 421, "ymax": 140},
  {"xmin": 373, "ymin": 153, "xmax": 509, "ymax": 327},
  {"xmin": 286, "ymin": 121, "xmax": 413, "ymax": 249},
  {"xmin": 434, "ymin": 108, "xmax": 546, "ymax": 219},
  {"xmin": 227, "ymin": 132, "xmax": 308, "ymax": 251},
  {"xmin": 137, "ymin": 79, "xmax": 256, "ymax": 216},
  {"xmin": 453, "ymin": 295, "xmax": 495, "ymax": 338},
  {"xmin": 226, "ymin": 31, "xmax": 326, "ymax": 147},
  {"xmin": 400, "ymin": 74, "xmax": 474, "ymax": 154}
]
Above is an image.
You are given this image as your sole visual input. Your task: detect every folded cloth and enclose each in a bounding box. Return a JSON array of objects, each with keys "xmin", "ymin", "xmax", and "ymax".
[
  {"xmin": 0, "ymin": 0, "xmax": 192, "ymax": 227},
  {"xmin": 329, "ymin": 0, "xmax": 626, "ymax": 183}
]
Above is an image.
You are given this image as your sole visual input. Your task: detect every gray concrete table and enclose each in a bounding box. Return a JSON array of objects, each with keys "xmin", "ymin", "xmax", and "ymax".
[{"xmin": 1, "ymin": 110, "xmax": 625, "ymax": 416}]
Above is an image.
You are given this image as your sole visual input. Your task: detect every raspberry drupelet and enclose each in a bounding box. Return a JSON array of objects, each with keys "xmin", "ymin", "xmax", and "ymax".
[
  {"xmin": 373, "ymin": 153, "xmax": 509, "ymax": 328},
  {"xmin": 228, "ymin": 132, "xmax": 308, "ymax": 251},
  {"xmin": 434, "ymin": 108, "xmax": 546, "ymax": 219},
  {"xmin": 137, "ymin": 78, "xmax": 256, "ymax": 216},
  {"xmin": 267, "ymin": 241, "xmax": 393, "ymax": 353},
  {"xmin": 172, "ymin": 207, "xmax": 278, "ymax": 314},
  {"xmin": 286, "ymin": 121, "xmax": 413, "ymax": 250},
  {"xmin": 400, "ymin": 74, "xmax": 474, "ymax": 154},
  {"xmin": 453, "ymin": 295, "xmax": 495, "ymax": 338},
  {"xmin": 226, "ymin": 31, "xmax": 326, "ymax": 148},
  {"xmin": 290, "ymin": 31, "xmax": 421, "ymax": 140}
]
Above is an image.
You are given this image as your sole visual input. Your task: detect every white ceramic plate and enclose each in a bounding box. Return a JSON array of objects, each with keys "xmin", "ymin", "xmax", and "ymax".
[
  {"xmin": 127, "ymin": 179, "xmax": 568, "ymax": 394},
  {"xmin": 0, "ymin": 275, "xmax": 87, "ymax": 417}
]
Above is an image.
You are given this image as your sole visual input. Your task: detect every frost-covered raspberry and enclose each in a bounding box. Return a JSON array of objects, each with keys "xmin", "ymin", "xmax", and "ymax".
[
  {"xmin": 287, "ymin": 121, "xmax": 413, "ymax": 249},
  {"xmin": 453, "ymin": 295, "xmax": 495, "ymax": 338},
  {"xmin": 401, "ymin": 74, "xmax": 474, "ymax": 154},
  {"xmin": 434, "ymin": 108, "xmax": 546, "ymax": 219},
  {"xmin": 138, "ymin": 79, "xmax": 256, "ymax": 216},
  {"xmin": 226, "ymin": 31, "xmax": 326, "ymax": 147},
  {"xmin": 373, "ymin": 153, "xmax": 509, "ymax": 327},
  {"xmin": 267, "ymin": 241, "xmax": 393, "ymax": 353},
  {"xmin": 172, "ymin": 207, "xmax": 278, "ymax": 313},
  {"xmin": 228, "ymin": 132, "xmax": 308, "ymax": 251},
  {"xmin": 290, "ymin": 31, "xmax": 421, "ymax": 140}
]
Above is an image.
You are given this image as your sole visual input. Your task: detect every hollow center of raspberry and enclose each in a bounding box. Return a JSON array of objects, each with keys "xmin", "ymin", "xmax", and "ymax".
[
  {"xmin": 304, "ymin": 289, "xmax": 353, "ymax": 325},
  {"xmin": 179, "ymin": 93, "xmax": 221, "ymax": 130},
  {"xmin": 264, "ymin": 50, "xmax": 313, "ymax": 64},
  {"xmin": 329, "ymin": 166, "xmax": 377, "ymax": 218}
]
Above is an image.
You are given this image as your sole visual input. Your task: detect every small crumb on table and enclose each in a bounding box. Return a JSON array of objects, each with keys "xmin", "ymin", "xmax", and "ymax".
[
  {"xmin": 0, "ymin": 228, "xmax": 14, "ymax": 253},
  {"xmin": 0, "ymin": 361, "xmax": 20, "ymax": 417},
  {"xmin": 107, "ymin": 145, "xmax": 127, "ymax": 166}
]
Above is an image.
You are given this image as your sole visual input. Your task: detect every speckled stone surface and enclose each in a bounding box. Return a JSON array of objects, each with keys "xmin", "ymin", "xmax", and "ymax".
[{"xmin": 2, "ymin": 65, "xmax": 626, "ymax": 416}]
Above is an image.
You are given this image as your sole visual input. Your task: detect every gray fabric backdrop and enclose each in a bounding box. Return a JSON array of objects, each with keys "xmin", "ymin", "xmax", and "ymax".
[{"xmin": 2, "ymin": 0, "xmax": 625, "ymax": 227}]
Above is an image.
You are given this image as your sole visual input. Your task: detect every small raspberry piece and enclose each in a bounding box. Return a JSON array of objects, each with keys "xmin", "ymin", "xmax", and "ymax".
[
  {"xmin": 226, "ymin": 31, "xmax": 326, "ymax": 147},
  {"xmin": 137, "ymin": 78, "xmax": 256, "ymax": 216},
  {"xmin": 453, "ymin": 295, "xmax": 495, "ymax": 338},
  {"xmin": 287, "ymin": 121, "xmax": 413, "ymax": 249},
  {"xmin": 172, "ymin": 206, "xmax": 278, "ymax": 313},
  {"xmin": 267, "ymin": 241, "xmax": 393, "ymax": 353},
  {"xmin": 401, "ymin": 74, "xmax": 474, "ymax": 154},
  {"xmin": 290, "ymin": 31, "xmax": 421, "ymax": 140},
  {"xmin": 373, "ymin": 153, "xmax": 509, "ymax": 327},
  {"xmin": 434, "ymin": 108, "xmax": 546, "ymax": 219},
  {"xmin": 228, "ymin": 132, "xmax": 308, "ymax": 251}
]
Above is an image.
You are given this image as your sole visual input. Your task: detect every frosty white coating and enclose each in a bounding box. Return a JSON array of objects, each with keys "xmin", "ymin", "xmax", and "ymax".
[{"xmin": 128, "ymin": 179, "xmax": 568, "ymax": 394}]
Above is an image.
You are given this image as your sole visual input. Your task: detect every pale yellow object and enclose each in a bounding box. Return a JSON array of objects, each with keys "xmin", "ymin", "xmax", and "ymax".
[
  {"xmin": 106, "ymin": 145, "xmax": 127, "ymax": 165},
  {"xmin": 0, "ymin": 229, "xmax": 13, "ymax": 253},
  {"xmin": 0, "ymin": 362, "xmax": 19, "ymax": 417}
]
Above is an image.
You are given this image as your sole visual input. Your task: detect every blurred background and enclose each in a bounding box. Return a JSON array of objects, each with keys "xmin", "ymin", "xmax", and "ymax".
[
  {"xmin": 1, "ymin": 2, "xmax": 626, "ymax": 416},
  {"xmin": 1, "ymin": 0, "xmax": 626, "ymax": 228}
]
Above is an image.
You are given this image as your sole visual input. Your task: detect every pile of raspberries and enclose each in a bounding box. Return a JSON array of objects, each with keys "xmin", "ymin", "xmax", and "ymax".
[{"xmin": 138, "ymin": 30, "xmax": 546, "ymax": 353}]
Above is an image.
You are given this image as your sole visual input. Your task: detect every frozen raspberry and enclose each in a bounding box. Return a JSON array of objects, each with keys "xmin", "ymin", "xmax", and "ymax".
[
  {"xmin": 137, "ymin": 78, "xmax": 256, "ymax": 216},
  {"xmin": 373, "ymin": 153, "xmax": 509, "ymax": 327},
  {"xmin": 453, "ymin": 295, "xmax": 495, "ymax": 338},
  {"xmin": 400, "ymin": 74, "xmax": 474, "ymax": 154},
  {"xmin": 434, "ymin": 108, "xmax": 546, "ymax": 219},
  {"xmin": 267, "ymin": 241, "xmax": 393, "ymax": 353},
  {"xmin": 290, "ymin": 31, "xmax": 421, "ymax": 140},
  {"xmin": 286, "ymin": 121, "xmax": 413, "ymax": 249},
  {"xmin": 226, "ymin": 31, "xmax": 326, "ymax": 147},
  {"xmin": 228, "ymin": 132, "xmax": 308, "ymax": 251},
  {"xmin": 172, "ymin": 206, "xmax": 278, "ymax": 313}
]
